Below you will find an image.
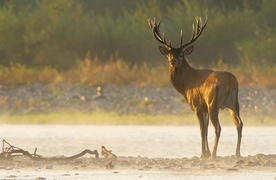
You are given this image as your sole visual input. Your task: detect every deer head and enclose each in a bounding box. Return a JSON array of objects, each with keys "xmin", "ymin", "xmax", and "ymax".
[{"xmin": 148, "ymin": 16, "xmax": 208, "ymax": 68}]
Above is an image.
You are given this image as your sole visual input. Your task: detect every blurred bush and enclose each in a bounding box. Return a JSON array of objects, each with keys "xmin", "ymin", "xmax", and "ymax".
[
  {"xmin": 0, "ymin": 53, "xmax": 274, "ymax": 89},
  {"xmin": 0, "ymin": 0, "xmax": 275, "ymax": 69}
]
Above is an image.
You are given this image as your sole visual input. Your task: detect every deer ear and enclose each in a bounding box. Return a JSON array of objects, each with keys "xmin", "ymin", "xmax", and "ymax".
[
  {"xmin": 183, "ymin": 46, "xmax": 194, "ymax": 55},
  {"xmin": 159, "ymin": 46, "xmax": 169, "ymax": 55}
]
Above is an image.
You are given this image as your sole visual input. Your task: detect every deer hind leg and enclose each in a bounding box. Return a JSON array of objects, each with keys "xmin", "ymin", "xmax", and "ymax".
[
  {"xmin": 208, "ymin": 86, "xmax": 221, "ymax": 159},
  {"xmin": 196, "ymin": 110, "xmax": 210, "ymax": 158},
  {"xmin": 228, "ymin": 101, "xmax": 243, "ymax": 157}
]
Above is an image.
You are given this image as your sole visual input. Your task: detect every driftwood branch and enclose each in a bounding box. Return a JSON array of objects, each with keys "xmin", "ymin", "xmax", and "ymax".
[
  {"xmin": 58, "ymin": 149, "xmax": 99, "ymax": 160},
  {"xmin": 0, "ymin": 139, "xmax": 99, "ymax": 161},
  {"xmin": 101, "ymin": 146, "xmax": 117, "ymax": 160}
]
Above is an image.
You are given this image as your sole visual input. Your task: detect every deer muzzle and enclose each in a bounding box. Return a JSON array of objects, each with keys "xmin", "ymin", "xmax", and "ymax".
[{"xmin": 170, "ymin": 58, "xmax": 178, "ymax": 67}]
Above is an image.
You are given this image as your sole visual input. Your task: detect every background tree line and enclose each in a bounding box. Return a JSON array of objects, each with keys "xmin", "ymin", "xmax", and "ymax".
[{"xmin": 0, "ymin": 0, "xmax": 275, "ymax": 70}]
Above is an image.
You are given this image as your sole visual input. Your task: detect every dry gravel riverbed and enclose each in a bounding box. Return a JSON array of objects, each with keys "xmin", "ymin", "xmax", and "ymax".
[{"xmin": 0, "ymin": 84, "xmax": 275, "ymax": 116}]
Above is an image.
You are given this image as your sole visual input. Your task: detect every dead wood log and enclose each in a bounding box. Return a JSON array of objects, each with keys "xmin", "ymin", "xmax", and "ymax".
[
  {"xmin": 0, "ymin": 139, "xmax": 99, "ymax": 161},
  {"xmin": 101, "ymin": 146, "xmax": 117, "ymax": 160},
  {"xmin": 54, "ymin": 149, "xmax": 99, "ymax": 161}
]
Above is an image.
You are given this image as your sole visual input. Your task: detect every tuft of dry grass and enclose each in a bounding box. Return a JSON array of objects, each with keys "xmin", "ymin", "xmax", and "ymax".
[
  {"xmin": 0, "ymin": 55, "xmax": 275, "ymax": 89},
  {"xmin": 208, "ymin": 59, "xmax": 276, "ymax": 89}
]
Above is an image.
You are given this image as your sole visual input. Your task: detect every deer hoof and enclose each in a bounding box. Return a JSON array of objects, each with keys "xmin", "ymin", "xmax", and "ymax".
[{"xmin": 209, "ymin": 154, "xmax": 217, "ymax": 160}]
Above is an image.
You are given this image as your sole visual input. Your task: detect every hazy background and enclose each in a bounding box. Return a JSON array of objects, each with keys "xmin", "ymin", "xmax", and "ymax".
[
  {"xmin": 0, "ymin": 2, "xmax": 275, "ymax": 179},
  {"xmin": 0, "ymin": 0, "xmax": 275, "ymax": 124},
  {"xmin": 0, "ymin": 0, "xmax": 275, "ymax": 69}
]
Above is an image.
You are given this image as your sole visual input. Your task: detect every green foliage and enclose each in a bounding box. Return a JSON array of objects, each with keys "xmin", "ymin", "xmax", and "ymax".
[
  {"xmin": 0, "ymin": 0, "xmax": 275, "ymax": 69},
  {"xmin": 237, "ymin": 0, "xmax": 276, "ymax": 67}
]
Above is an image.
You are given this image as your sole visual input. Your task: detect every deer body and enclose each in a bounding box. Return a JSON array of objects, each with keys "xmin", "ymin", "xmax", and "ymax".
[
  {"xmin": 170, "ymin": 66, "xmax": 238, "ymax": 112},
  {"xmin": 149, "ymin": 16, "xmax": 243, "ymax": 159}
]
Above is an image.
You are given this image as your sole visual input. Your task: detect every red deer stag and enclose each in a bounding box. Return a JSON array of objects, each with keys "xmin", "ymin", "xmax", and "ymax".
[{"xmin": 148, "ymin": 16, "xmax": 243, "ymax": 159}]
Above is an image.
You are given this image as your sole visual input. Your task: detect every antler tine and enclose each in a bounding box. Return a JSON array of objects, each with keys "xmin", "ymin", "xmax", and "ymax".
[
  {"xmin": 148, "ymin": 17, "xmax": 172, "ymax": 49},
  {"xmin": 162, "ymin": 32, "xmax": 166, "ymax": 43},
  {"xmin": 157, "ymin": 17, "xmax": 162, "ymax": 27},
  {"xmin": 162, "ymin": 32, "xmax": 171, "ymax": 48},
  {"xmin": 150, "ymin": 18, "xmax": 164, "ymax": 45},
  {"xmin": 148, "ymin": 18, "xmax": 153, "ymax": 29},
  {"xmin": 181, "ymin": 15, "xmax": 208, "ymax": 48},
  {"xmin": 199, "ymin": 17, "xmax": 203, "ymax": 28}
]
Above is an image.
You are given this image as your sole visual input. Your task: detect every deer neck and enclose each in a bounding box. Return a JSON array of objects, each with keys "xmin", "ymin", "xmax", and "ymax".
[{"xmin": 169, "ymin": 59, "xmax": 196, "ymax": 93}]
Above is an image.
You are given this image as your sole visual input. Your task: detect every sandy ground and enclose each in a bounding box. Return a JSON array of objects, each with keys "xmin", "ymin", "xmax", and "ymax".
[
  {"xmin": 1, "ymin": 154, "xmax": 276, "ymax": 179},
  {"xmin": 0, "ymin": 125, "xmax": 275, "ymax": 179}
]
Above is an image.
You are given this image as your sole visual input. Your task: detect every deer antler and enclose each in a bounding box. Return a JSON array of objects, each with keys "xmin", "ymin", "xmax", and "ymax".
[
  {"xmin": 148, "ymin": 17, "xmax": 172, "ymax": 49},
  {"xmin": 149, "ymin": 15, "xmax": 207, "ymax": 49},
  {"xmin": 181, "ymin": 15, "xmax": 208, "ymax": 48}
]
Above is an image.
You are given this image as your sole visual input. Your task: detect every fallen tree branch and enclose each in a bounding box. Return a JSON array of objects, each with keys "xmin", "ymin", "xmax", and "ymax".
[
  {"xmin": 0, "ymin": 139, "xmax": 99, "ymax": 161},
  {"xmin": 101, "ymin": 146, "xmax": 117, "ymax": 160},
  {"xmin": 53, "ymin": 149, "xmax": 99, "ymax": 161}
]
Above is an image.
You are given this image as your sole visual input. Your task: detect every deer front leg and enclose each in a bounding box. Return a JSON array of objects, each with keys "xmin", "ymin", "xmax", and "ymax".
[
  {"xmin": 195, "ymin": 109, "xmax": 210, "ymax": 158},
  {"xmin": 203, "ymin": 113, "xmax": 211, "ymax": 157}
]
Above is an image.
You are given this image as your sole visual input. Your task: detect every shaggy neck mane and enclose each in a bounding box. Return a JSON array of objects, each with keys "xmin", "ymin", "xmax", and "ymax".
[{"xmin": 169, "ymin": 59, "xmax": 196, "ymax": 94}]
